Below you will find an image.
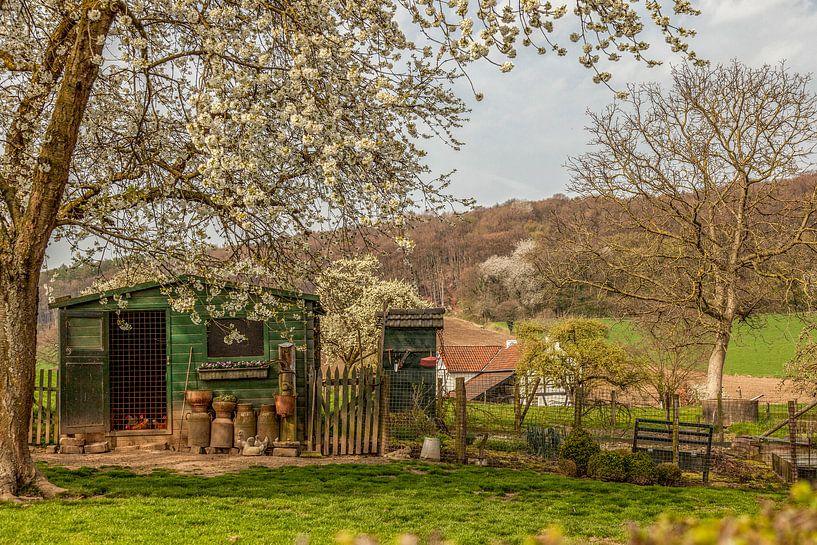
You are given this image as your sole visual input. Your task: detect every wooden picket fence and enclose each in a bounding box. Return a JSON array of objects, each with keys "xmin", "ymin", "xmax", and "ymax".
[
  {"xmin": 305, "ymin": 366, "xmax": 385, "ymax": 456},
  {"xmin": 30, "ymin": 369, "xmax": 59, "ymax": 446}
]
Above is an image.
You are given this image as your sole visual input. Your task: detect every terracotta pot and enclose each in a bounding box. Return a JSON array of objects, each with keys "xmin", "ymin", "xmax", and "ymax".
[
  {"xmin": 275, "ymin": 394, "xmax": 296, "ymax": 418},
  {"xmin": 185, "ymin": 390, "xmax": 213, "ymax": 413},
  {"xmin": 212, "ymin": 400, "xmax": 236, "ymax": 418}
]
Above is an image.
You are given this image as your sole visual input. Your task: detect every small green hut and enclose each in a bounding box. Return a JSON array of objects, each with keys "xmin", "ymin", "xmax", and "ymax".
[
  {"xmin": 50, "ymin": 278, "xmax": 322, "ymax": 448},
  {"xmin": 380, "ymin": 308, "xmax": 444, "ymax": 414}
]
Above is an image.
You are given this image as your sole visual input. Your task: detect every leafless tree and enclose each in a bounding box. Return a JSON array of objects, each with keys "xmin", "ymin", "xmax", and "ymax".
[{"xmin": 536, "ymin": 61, "xmax": 817, "ymax": 403}]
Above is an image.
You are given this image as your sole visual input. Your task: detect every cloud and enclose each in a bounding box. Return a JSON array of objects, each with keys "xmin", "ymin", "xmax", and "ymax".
[{"xmin": 434, "ymin": 1, "xmax": 817, "ymax": 207}]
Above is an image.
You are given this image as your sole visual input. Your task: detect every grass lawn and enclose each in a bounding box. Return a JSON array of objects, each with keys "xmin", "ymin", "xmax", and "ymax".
[
  {"xmin": 0, "ymin": 462, "xmax": 781, "ymax": 545},
  {"xmin": 605, "ymin": 314, "xmax": 807, "ymax": 378}
]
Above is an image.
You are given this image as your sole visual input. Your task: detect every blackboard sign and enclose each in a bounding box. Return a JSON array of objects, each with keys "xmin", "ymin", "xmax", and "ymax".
[{"xmin": 207, "ymin": 318, "xmax": 265, "ymax": 358}]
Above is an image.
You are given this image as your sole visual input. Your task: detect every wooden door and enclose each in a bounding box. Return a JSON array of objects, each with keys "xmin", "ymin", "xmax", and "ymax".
[{"xmin": 59, "ymin": 311, "xmax": 109, "ymax": 434}]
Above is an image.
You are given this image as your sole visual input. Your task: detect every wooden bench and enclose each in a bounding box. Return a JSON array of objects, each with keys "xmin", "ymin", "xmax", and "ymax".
[{"xmin": 633, "ymin": 418, "xmax": 714, "ymax": 483}]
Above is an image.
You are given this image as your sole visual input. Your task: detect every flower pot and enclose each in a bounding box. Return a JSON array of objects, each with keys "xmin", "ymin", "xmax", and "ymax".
[
  {"xmin": 185, "ymin": 389, "xmax": 213, "ymax": 413},
  {"xmin": 275, "ymin": 394, "xmax": 296, "ymax": 418},
  {"xmin": 198, "ymin": 367, "xmax": 269, "ymax": 381}
]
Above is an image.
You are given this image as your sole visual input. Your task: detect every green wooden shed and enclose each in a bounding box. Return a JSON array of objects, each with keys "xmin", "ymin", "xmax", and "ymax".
[
  {"xmin": 49, "ymin": 278, "xmax": 322, "ymax": 448},
  {"xmin": 380, "ymin": 308, "xmax": 444, "ymax": 415}
]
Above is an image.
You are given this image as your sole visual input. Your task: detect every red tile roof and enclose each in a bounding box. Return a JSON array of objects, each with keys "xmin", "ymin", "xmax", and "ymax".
[
  {"xmin": 441, "ymin": 344, "xmax": 520, "ymax": 374},
  {"xmin": 483, "ymin": 344, "xmax": 520, "ymax": 372},
  {"xmin": 440, "ymin": 345, "xmax": 501, "ymax": 373}
]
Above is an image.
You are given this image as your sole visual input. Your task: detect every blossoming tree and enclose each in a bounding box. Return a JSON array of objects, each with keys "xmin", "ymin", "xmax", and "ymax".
[
  {"xmin": 0, "ymin": 0, "xmax": 699, "ymax": 499},
  {"xmin": 317, "ymin": 255, "xmax": 427, "ymax": 367}
]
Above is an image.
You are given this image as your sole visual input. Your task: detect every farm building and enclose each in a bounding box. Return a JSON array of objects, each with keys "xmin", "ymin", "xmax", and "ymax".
[
  {"xmin": 379, "ymin": 308, "xmax": 445, "ymax": 414},
  {"xmin": 439, "ymin": 342, "xmax": 567, "ymax": 404},
  {"xmin": 50, "ymin": 278, "xmax": 322, "ymax": 448}
]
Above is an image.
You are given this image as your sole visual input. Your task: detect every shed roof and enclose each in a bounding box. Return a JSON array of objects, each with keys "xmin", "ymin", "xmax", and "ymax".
[
  {"xmin": 464, "ymin": 371, "xmax": 514, "ymax": 401},
  {"xmin": 49, "ymin": 276, "xmax": 322, "ymax": 311},
  {"xmin": 379, "ymin": 308, "xmax": 445, "ymax": 329}
]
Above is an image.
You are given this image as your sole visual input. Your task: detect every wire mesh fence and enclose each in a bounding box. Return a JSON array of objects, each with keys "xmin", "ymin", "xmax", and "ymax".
[{"xmin": 382, "ymin": 367, "xmax": 812, "ymax": 465}]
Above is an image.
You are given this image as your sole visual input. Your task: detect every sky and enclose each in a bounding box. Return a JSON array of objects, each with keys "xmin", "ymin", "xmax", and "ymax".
[
  {"xmin": 429, "ymin": 0, "xmax": 817, "ymax": 206},
  {"xmin": 44, "ymin": 0, "xmax": 817, "ymax": 267}
]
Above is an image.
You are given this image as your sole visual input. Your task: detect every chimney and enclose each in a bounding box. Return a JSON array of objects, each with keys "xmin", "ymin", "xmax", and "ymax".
[{"xmin": 506, "ymin": 339, "xmax": 518, "ymax": 349}]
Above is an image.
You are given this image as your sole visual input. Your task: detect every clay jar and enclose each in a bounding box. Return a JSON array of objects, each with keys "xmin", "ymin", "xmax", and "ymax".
[
  {"xmin": 210, "ymin": 400, "xmax": 236, "ymax": 449},
  {"xmin": 257, "ymin": 404, "xmax": 278, "ymax": 443},
  {"xmin": 233, "ymin": 403, "xmax": 257, "ymax": 447}
]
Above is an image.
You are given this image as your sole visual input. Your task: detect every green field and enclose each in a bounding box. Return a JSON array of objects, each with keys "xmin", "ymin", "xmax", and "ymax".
[
  {"xmin": 605, "ymin": 314, "xmax": 807, "ymax": 378},
  {"xmin": 0, "ymin": 463, "xmax": 779, "ymax": 545}
]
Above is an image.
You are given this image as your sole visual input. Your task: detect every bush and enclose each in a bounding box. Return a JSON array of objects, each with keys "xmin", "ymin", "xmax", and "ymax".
[
  {"xmin": 655, "ymin": 463, "xmax": 682, "ymax": 486},
  {"xmin": 625, "ymin": 451, "xmax": 657, "ymax": 485},
  {"xmin": 556, "ymin": 458, "xmax": 577, "ymax": 477},
  {"xmin": 558, "ymin": 428, "xmax": 600, "ymax": 476},
  {"xmin": 587, "ymin": 450, "xmax": 628, "ymax": 482}
]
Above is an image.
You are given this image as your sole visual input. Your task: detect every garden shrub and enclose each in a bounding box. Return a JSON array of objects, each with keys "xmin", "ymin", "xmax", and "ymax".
[
  {"xmin": 587, "ymin": 450, "xmax": 628, "ymax": 482},
  {"xmin": 655, "ymin": 463, "xmax": 682, "ymax": 486},
  {"xmin": 558, "ymin": 428, "xmax": 600, "ymax": 476},
  {"xmin": 625, "ymin": 451, "xmax": 657, "ymax": 485},
  {"xmin": 555, "ymin": 458, "xmax": 577, "ymax": 477}
]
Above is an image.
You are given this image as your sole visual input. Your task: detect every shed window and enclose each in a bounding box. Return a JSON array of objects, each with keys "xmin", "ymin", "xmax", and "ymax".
[{"xmin": 207, "ymin": 318, "xmax": 265, "ymax": 358}]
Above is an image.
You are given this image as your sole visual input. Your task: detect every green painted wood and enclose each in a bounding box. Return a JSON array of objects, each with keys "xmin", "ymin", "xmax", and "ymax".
[{"xmin": 60, "ymin": 311, "xmax": 109, "ymax": 434}]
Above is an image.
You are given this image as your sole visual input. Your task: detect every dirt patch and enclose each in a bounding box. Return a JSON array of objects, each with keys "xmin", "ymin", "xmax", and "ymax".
[
  {"xmin": 721, "ymin": 375, "xmax": 809, "ymax": 403},
  {"xmin": 442, "ymin": 317, "xmax": 512, "ymax": 346},
  {"xmin": 33, "ymin": 449, "xmax": 387, "ymax": 476}
]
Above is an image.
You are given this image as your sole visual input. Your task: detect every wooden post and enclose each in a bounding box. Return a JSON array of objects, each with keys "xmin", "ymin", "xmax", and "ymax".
[
  {"xmin": 789, "ymin": 400, "xmax": 798, "ymax": 483},
  {"xmin": 36, "ymin": 369, "xmax": 44, "ymax": 445},
  {"xmin": 610, "ymin": 390, "xmax": 617, "ymax": 428},
  {"xmin": 379, "ymin": 373, "xmax": 391, "ymax": 455},
  {"xmin": 46, "ymin": 369, "xmax": 53, "ymax": 445},
  {"xmin": 672, "ymin": 394, "xmax": 680, "ymax": 466},
  {"xmin": 436, "ymin": 377, "xmax": 444, "ymax": 419},
  {"xmin": 455, "ymin": 377, "xmax": 467, "ymax": 464},
  {"xmin": 513, "ymin": 378, "xmax": 521, "ymax": 432}
]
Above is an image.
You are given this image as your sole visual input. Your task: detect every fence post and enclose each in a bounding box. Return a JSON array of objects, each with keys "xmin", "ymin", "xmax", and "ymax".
[
  {"xmin": 379, "ymin": 373, "xmax": 390, "ymax": 455},
  {"xmin": 789, "ymin": 400, "xmax": 798, "ymax": 483},
  {"xmin": 672, "ymin": 393, "xmax": 680, "ymax": 466},
  {"xmin": 513, "ymin": 379, "xmax": 521, "ymax": 432},
  {"xmin": 436, "ymin": 377, "xmax": 444, "ymax": 418},
  {"xmin": 455, "ymin": 377, "xmax": 467, "ymax": 464}
]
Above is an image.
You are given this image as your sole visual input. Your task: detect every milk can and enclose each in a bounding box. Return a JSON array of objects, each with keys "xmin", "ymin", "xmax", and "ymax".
[
  {"xmin": 257, "ymin": 404, "xmax": 278, "ymax": 443},
  {"xmin": 186, "ymin": 412, "xmax": 212, "ymax": 448},
  {"xmin": 210, "ymin": 401, "xmax": 236, "ymax": 449},
  {"xmin": 234, "ymin": 403, "xmax": 257, "ymax": 447}
]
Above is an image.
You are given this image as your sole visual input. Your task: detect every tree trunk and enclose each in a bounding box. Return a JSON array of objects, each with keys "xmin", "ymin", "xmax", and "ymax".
[
  {"xmin": 0, "ymin": 269, "xmax": 63, "ymax": 499},
  {"xmin": 705, "ymin": 328, "xmax": 731, "ymax": 400},
  {"xmin": 573, "ymin": 384, "xmax": 584, "ymax": 429},
  {"xmin": 0, "ymin": 8, "xmax": 115, "ymax": 499}
]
